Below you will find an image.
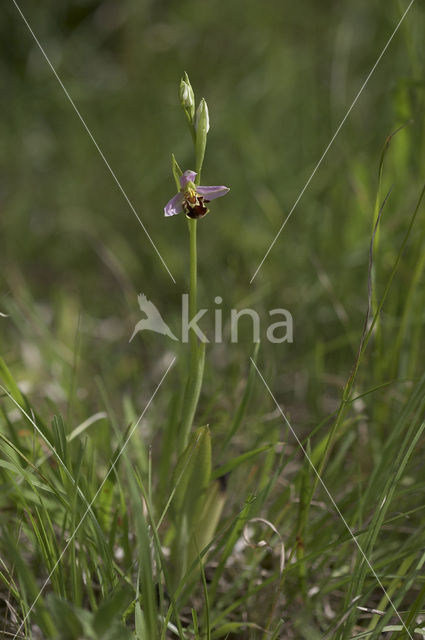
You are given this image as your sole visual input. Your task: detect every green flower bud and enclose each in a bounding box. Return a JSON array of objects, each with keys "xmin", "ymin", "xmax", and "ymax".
[
  {"xmin": 195, "ymin": 97, "xmax": 210, "ymax": 134},
  {"xmin": 179, "ymin": 73, "xmax": 195, "ymax": 121},
  {"xmin": 195, "ymin": 98, "xmax": 209, "ymax": 175},
  {"xmin": 180, "ymin": 81, "xmax": 191, "ymax": 106}
]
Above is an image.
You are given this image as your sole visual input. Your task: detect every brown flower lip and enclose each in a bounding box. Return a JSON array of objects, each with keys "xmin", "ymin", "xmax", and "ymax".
[{"xmin": 182, "ymin": 191, "xmax": 210, "ymax": 219}]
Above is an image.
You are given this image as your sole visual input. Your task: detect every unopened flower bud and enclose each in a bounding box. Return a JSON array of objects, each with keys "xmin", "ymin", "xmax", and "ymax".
[
  {"xmin": 179, "ymin": 73, "xmax": 195, "ymax": 122},
  {"xmin": 180, "ymin": 80, "xmax": 194, "ymax": 109},
  {"xmin": 195, "ymin": 98, "xmax": 210, "ymax": 134},
  {"xmin": 195, "ymin": 98, "xmax": 209, "ymax": 174}
]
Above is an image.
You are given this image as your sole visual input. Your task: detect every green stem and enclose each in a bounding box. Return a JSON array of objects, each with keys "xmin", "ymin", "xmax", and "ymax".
[
  {"xmin": 178, "ymin": 96, "xmax": 208, "ymax": 453},
  {"xmin": 189, "ymin": 217, "xmax": 198, "ymax": 371},
  {"xmin": 179, "ymin": 217, "xmax": 205, "ymax": 453}
]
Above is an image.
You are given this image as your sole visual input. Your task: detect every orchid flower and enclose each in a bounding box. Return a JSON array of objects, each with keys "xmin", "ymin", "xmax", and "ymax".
[{"xmin": 164, "ymin": 170, "xmax": 229, "ymax": 219}]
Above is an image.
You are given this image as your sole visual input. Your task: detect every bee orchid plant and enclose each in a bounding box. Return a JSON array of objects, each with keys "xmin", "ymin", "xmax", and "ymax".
[{"xmin": 163, "ymin": 74, "xmax": 229, "ymax": 598}]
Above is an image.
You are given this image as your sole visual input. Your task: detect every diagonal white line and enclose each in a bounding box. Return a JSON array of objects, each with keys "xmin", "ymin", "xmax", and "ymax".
[
  {"xmin": 11, "ymin": 357, "xmax": 175, "ymax": 639},
  {"xmin": 11, "ymin": 0, "xmax": 176, "ymax": 285},
  {"xmin": 250, "ymin": 0, "xmax": 415, "ymax": 284},
  {"xmin": 250, "ymin": 358, "xmax": 413, "ymax": 639}
]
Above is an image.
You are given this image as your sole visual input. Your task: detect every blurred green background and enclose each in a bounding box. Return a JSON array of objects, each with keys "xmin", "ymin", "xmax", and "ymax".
[
  {"xmin": 1, "ymin": 0, "xmax": 425, "ymax": 425},
  {"xmin": 3, "ymin": 2, "xmax": 425, "ymax": 635}
]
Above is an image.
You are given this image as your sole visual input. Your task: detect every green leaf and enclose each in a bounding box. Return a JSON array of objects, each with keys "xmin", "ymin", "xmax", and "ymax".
[
  {"xmin": 0, "ymin": 356, "xmax": 25, "ymax": 407},
  {"xmin": 102, "ymin": 622, "xmax": 134, "ymax": 640},
  {"xmin": 211, "ymin": 622, "xmax": 264, "ymax": 638},
  {"xmin": 47, "ymin": 594, "xmax": 90, "ymax": 640},
  {"xmin": 179, "ymin": 341, "xmax": 206, "ymax": 453},
  {"xmin": 2, "ymin": 528, "xmax": 56, "ymax": 637},
  {"xmin": 135, "ymin": 601, "xmax": 147, "ymax": 640},
  {"xmin": 208, "ymin": 495, "xmax": 256, "ymax": 602},
  {"xmin": 171, "ymin": 426, "xmax": 212, "ymax": 590},
  {"xmin": 172, "ymin": 425, "xmax": 212, "ymax": 526},
  {"xmin": 212, "ymin": 444, "xmax": 275, "ymax": 480},
  {"xmin": 125, "ymin": 467, "xmax": 158, "ymax": 640},
  {"xmin": 93, "ymin": 583, "xmax": 133, "ymax": 636},
  {"xmin": 171, "ymin": 153, "xmax": 183, "ymax": 191},
  {"xmin": 186, "ymin": 478, "xmax": 226, "ymax": 575}
]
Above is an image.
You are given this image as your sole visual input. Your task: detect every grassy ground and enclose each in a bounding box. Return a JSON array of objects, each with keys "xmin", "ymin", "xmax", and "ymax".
[{"xmin": 1, "ymin": 0, "xmax": 425, "ymax": 638}]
